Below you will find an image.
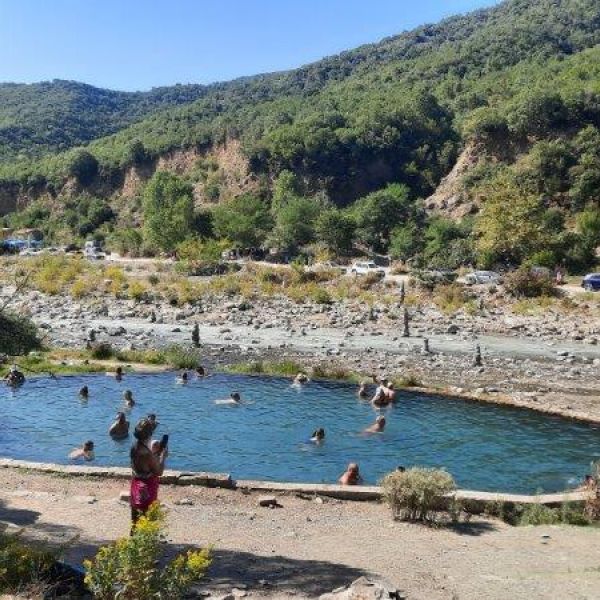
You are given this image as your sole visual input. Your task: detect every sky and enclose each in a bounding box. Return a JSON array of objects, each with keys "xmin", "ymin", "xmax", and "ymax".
[{"xmin": 0, "ymin": 0, "xmax": 500, "ymax": 91}]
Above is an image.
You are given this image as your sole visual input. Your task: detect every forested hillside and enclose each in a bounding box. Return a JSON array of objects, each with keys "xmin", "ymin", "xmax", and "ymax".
[
  {"xmin": 0, "ymin": 80, "xmax": 207, "ymax": 160},
  {"xmin": 2, "ymin": 0, "xmax": 600, "ymax": 272}
]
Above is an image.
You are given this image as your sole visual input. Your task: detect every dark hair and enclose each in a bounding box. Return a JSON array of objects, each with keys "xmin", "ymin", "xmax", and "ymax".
[
  {"xmin": 231, "ymin": 392, "xmax": 241, "ymax": 401},
  {"xmin": 133, "ymin": 418, "xmax": 153, "ymax": 442},
  {"xmin": 84, "ymin": 440, "xmax": 94, "ymax": 450}
]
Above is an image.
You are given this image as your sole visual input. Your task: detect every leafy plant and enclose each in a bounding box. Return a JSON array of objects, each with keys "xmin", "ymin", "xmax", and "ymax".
[
  {"xmin": 84, "ymin": 503, "xmax": 211, "ymax": 600},
  {"xmin": 381, "ymin": 467, "xmax": 456, "ymax": 522}
]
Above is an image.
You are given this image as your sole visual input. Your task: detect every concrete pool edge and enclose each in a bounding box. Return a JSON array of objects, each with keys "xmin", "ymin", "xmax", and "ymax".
[{"xmin": 0, "ymin": 458, "xmax": 592, "ymax": 508}]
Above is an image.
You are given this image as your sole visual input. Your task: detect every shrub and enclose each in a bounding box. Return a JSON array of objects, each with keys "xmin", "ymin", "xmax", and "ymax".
[
  {"xmin": 504, "ymin": 267, "xmax": 555, "ymax": 298},
  {"xmin": 518, "ymin": 501, "xmax": 591, "ymax": 526},
  {"xmin": 128, "ymin": 281, "xmax": 147, "ymax": 302},
  {"xmin": 163, "ymin": 345, "xmax": 201, "ymax": 369},
  {"xmin": 147, "ymin": 274, "xmax": 160, "ymax": 286},
  {"xmin": 90, "ymin": 342, "xmax": 115, "ymax": 360},
  {"xmin": 434, "ymin": 283, "xmax": 470, "ymax": 313},
  {"xmin": 381, "ymin": 467, "xmax": 456, "ymax": 522},
  {"xmin": 84, "ymin": 503, "xmax": 210, "ymax": 600},
  {"xmin": 0, "ymin": 311, "xmax": 41, "ymax": 355},
  {"xmin": 311, "ymin": 287, "xmax": 333, "ymax": 305}
]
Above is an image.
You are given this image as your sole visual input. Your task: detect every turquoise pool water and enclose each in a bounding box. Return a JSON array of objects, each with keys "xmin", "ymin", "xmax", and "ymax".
[{"xmin": 1, "ymin": 372, "xmax": 598, "ymax": 493}]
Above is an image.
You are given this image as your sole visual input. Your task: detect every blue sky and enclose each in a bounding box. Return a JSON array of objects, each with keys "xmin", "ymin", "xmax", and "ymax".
[{"xmin": 0, "ymin": 0, "xmax": 499, "ymax": 91}]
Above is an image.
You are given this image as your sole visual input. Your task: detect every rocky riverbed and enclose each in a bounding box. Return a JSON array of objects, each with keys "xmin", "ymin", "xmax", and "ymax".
[{"xmin": 6, "ymin": 286, "xmax": 600, "ymax": 423}]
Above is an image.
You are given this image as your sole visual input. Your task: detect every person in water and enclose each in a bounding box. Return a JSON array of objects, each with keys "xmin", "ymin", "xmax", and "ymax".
[
  {"xmin": 147, "ymin": 413, "xmax": 158, "ymax": 433},
  {"xmin": 69, "ymin": 440, "xmax": 95, "ymax": 461},
  {"xmin": 215, "ymin": 391, "xmax": 242, "ymax": 405},
  {"xmin": 339, "ymin": 463, "xmax": 362, "ymax": 486},
  {"xmin": 109, "ymin": 412, "xmax": 130, "ymax": 439},
  {"xmin": 129, "ymin": 418, "xmax": 168, "ymax": 526},
  {"xmin": 115, "ymin": 366, "xmax": 124, "ymax": 382},
  {"xmin": 4, "ymin": 365, "xmax": 25, "ymax": 386},
  {"xmin": 123, "ymin": 389, "xmax": 135, "ymax": 407},
  {"xmin": 364, "ymin": 415, "xmax": 386, "ymax": 434},
  {"xmin": 357, "ymin": 381, "xmax": 369, "ymax": 399},
  {"xmin": 294, "ymin": 372, "xmax": 309, "ymax": 385},
  {"xmin": 79, "ymin": 385, "xmax": 89, "ymax": 399},
  {"xmin": 177, "ymin": 371, "xmax": 189, "ymax": 383},
  {"xmin": 310, "ymin": 428, "xmax": 325, "ymax": 443}
]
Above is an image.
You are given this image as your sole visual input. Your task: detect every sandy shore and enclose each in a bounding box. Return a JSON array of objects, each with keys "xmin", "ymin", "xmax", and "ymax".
[{"xmin": 1, "ymin": 469, "xmax": 600, "ymax": 599}]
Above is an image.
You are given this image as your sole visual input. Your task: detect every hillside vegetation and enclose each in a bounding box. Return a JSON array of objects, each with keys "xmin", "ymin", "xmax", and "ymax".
[{"xmin": 2, "ymin": 0, "xmax": 600, "ymax": 271}]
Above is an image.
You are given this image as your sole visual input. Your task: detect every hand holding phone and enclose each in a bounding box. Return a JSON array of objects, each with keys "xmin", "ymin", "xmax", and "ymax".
[{"xmin": 160, "ymin": 434, "xmax": 169, "ymax": 450}]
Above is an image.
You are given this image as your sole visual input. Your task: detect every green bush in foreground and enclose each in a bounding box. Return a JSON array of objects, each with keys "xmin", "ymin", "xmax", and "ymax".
[
  {"xmin": 0, "ymin": 533, "xmax": 56, "ymax": 594},
  {"xmin": 519, "ymin": 502, "xmax": 592, "ymax": 526},
  {"xmin": 381, "ymin": 467, "xmax": 456, "ymax": 522},
  {"xmin": 84, "ymin": 503, "xmax": 211, "ymax": 600}
]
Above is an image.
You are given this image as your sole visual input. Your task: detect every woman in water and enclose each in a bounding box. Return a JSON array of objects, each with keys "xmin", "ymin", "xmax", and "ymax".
[
  {"xmin": 357, "ymin": 381, "xmax": 369, "ymax": 399},
  {"xmin": 293, "ymin": 372, "xmax": 309, "ymax": 385},
  {"xmin": 310, "ymin": 428, "xmax": 325, "ymax": 443},
  {"xmin": 123, "ymin": 389, "xmax": 135, "ymax": 407},
  {"xmin": 129, "ymin": 418, "xmax": 168, "ymax": 525},
  {"xmin": 69, "ymin": 440, "xmax": 95, "ymax": 461},
  {"xmin": 4, "ymin": 365, "xmax": 25, "ymax": 387},
  {"xmin": 109, "ymin": 412, "xmax": 130, "ymax": 439},
  {"xmin": 79, "ymin": 385, "xmax": 89, "ymax": 399},
  {"xmin": 176, "ymin": 371, "xmax": 189, "ymax": 384}
]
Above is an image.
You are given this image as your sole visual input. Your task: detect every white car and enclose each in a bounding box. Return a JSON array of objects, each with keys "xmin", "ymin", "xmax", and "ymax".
[
  {"xmin": 464, "ymin": 270, "xmax": 501, "ymax": 285},
  {"xmin": 349, "ymin": 261, "xmax": 385, "ymax": 277}
]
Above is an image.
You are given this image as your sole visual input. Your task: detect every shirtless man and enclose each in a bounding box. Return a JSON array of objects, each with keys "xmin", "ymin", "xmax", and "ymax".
[
  {"xmin": 364, "ymin": 415, "xmax": 386, "ymax": 434},
  {"xmin": 339, "ymin": 463, "xmax": 362, "ymax": 485}
]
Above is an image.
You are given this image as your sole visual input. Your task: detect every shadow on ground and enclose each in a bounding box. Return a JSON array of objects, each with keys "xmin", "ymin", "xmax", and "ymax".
[
  {"xmin": 204, "ymin": 548, "xmax": 370, "ymax": 597},
  {"xmin": 447, "ymin": 520, "xmax": 499, "ymax": 537}
]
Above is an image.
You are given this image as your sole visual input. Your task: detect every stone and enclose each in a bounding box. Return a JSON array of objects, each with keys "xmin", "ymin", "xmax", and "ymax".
[
  {"xmin": 174, "ymin": 497, "xmax": 194, "ymax": 506},
  {"xmin": 258, "ymin": 496, "xmax": 280, "ymax": 508},
  {"xmin": 447, "ymin": 324, "xmax": 459, "ymax": 334}
]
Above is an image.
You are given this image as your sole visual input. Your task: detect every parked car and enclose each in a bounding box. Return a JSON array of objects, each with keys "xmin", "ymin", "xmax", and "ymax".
[
  {"xmin": 581, "ymin": 273, "xmax": 600, "ymax": 291},
  {"xmin": 349, "ymin": 261, "xmax": 385, "ymax": 277},
  {"xmin": 464, "ymin": 270, "xmax": 501, "ymax": 285}
]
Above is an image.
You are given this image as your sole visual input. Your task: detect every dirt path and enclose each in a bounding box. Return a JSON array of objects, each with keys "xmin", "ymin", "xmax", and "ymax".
[{"xmin": 1, "ymin": 470, "xmax": 600, "ymax": 599}]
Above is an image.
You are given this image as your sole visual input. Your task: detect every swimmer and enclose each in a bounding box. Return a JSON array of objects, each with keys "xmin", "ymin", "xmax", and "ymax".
[
  {"xmin": 310, "ymin": 428, "xmax": 325, "ymax": 443},
  {"xmin": 339, "ymin": 463, "xmax": 362, "ymax": 486},
  {"xmin": 578, "ymin": 474, "xmax": 596, "ymax": 491},
  {"xmin": 123, "ymin": 389, "xmax": 135, "ymax": 407},
  {"xmin": 357, "ymin": 381, "xmax": 369, "ymax": 399},
  {"xmin": 176, "ymin": 370, "xmax": 189, "ymax": 384},
  {"xmin": 113, "ymin": 366, "xmax": 124, "ymax": 382},
  {"xmin": 364, "ymin": 415, "xmax": 386, "ymax": 434},
  {"xmin": 109, "ymin": 412, "xmax": 130, "ymax": 439},
  {"xmin": 385, "ymin": 382, "xmax": 397, "ymax": 403},
  {"xmin": 195, "ymin": 366, "xmax": 207, "ymax": 377},
  {"xmin": 4, "ymin": 365, "xmax": 25, "ymax": 387},
  {"xmin": 69, "ymin": 440, "xmax": 95, "ymax": 461},
  {"xmin": 215, "ymin": 392, "xmax": 242, "ymax": 405},
  {"xmin": 293, "ymin": 372, "xmax": 309, "ymax": 385},
  {"xmin": 147, "ymin": 413, "xmax": 158, "ymax": 433},
  {"xmin": 79, "ymin": 385, "xmax": 89, "ymax": 399}
]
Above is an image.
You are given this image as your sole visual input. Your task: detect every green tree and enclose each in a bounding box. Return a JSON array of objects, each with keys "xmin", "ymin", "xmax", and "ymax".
[
  {"xmin": 475, "ymin": 176, "xmax": 551, "ymax": 266},
  {"xmin": 577, "ymin": 209, "xmax": 600, "ymax": 247},
  {"xmin": 67, "ymin": 150, "xmax": 99, "ymax": 186},
  {"xmin": 212, "ymin": 194, "xmax": 273, "ymax": 247},
  {"xmin": 270, "ymin": 197, "xmax": 320, "ymax": 251},
  {"xmin": 143, "ymin": 172, "xmax": 194, "ymax": 253},
  {"xmin": 389, "ymin": 222, "xmax": 421, "ymax": 261},
  {"xmin": 315, "ymin": 208, "xmax": 355, "ymax": 255},
  {"xmin": 271, "ymin": 170, "xmax": 301, "ymax": 212},
  {"xmin": 352, "ymin": 184, "xmax": 413, "ymax": 252}
]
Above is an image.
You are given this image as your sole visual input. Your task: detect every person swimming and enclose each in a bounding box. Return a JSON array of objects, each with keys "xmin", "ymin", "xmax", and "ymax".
[
  {"xmin": 310, "ymin": 428, "xmax": 325, "ymax": 443},
  {"xmin": 364, "ymin": 415, "xmax": 386, "ymax": 434},
  {"xmin": 357, "ymin": 381, "xmax": 369, "ymax": 399},
  {"xmin": 215, "ymin": 392, "xmax": 242, "ymax": 405},
  {"xmin": 177, "ymin": 370, "xmax": 189, "ymax": 384},
  {"xmin": 79, "ymin": 385, "xmax": 89, "ymax": 399},
  {"xmin": 4, "ymin": 365, "xmax": 25, "ymax": 387},
  {"xmin": 115, "ymin": 366, "xmax": 124, "ymax": 382},
  {"xmin": 123, "ymin": 389, "xmax": 135, "ymax": 407},
  {"xmin": 147, "ymin": 413, "xmax": 158, "ymax": 433},
  {"xmin": 69, "ymin": 440, "xmax": 95, "ymax": 461},
  {"xmin": 109, "ymin": 412, "xmax": 130, "ymax": 439},
  {"xmin": 195, "ymin": 366, "xmax": 207, "ymax": 377},
  {"xmin": 339, "ymin": 463, "xmax": 362, "ymax": 486},
  {"xmin": 293, "ymin": 372, "xmax": 309, "ymax": 385}
]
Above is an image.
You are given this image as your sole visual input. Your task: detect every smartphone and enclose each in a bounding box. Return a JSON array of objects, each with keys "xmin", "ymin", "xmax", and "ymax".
[{"xmin": 160, "ymin": 434, "xmax": 169, "ymax": 450}]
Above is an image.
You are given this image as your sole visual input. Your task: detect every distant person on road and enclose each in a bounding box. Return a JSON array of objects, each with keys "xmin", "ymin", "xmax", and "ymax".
[
  {"xmin": 310, "ymin": 428, "xmax": 325, "ymax": 443},
  {"xmin": 109, "ymin": 412, "xmax": 130, "ymax": 439},
  {"xmin": 339, "ymin": 463, "xmax": 362, "ymax": 486},
  {"xmin": 364, "ymin": 415, "xmax": 386, "ymax": 434},
  {"xmin": 130, "ymin": 418, "xmax": 168, "ymax": 526},
  {"xmin": 69, "ymin": 440, "xmax": 95, "ymax": 461},
  {"xmin": 123, "ymin": 389, "xmax": 135, "ymax": 407}
]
